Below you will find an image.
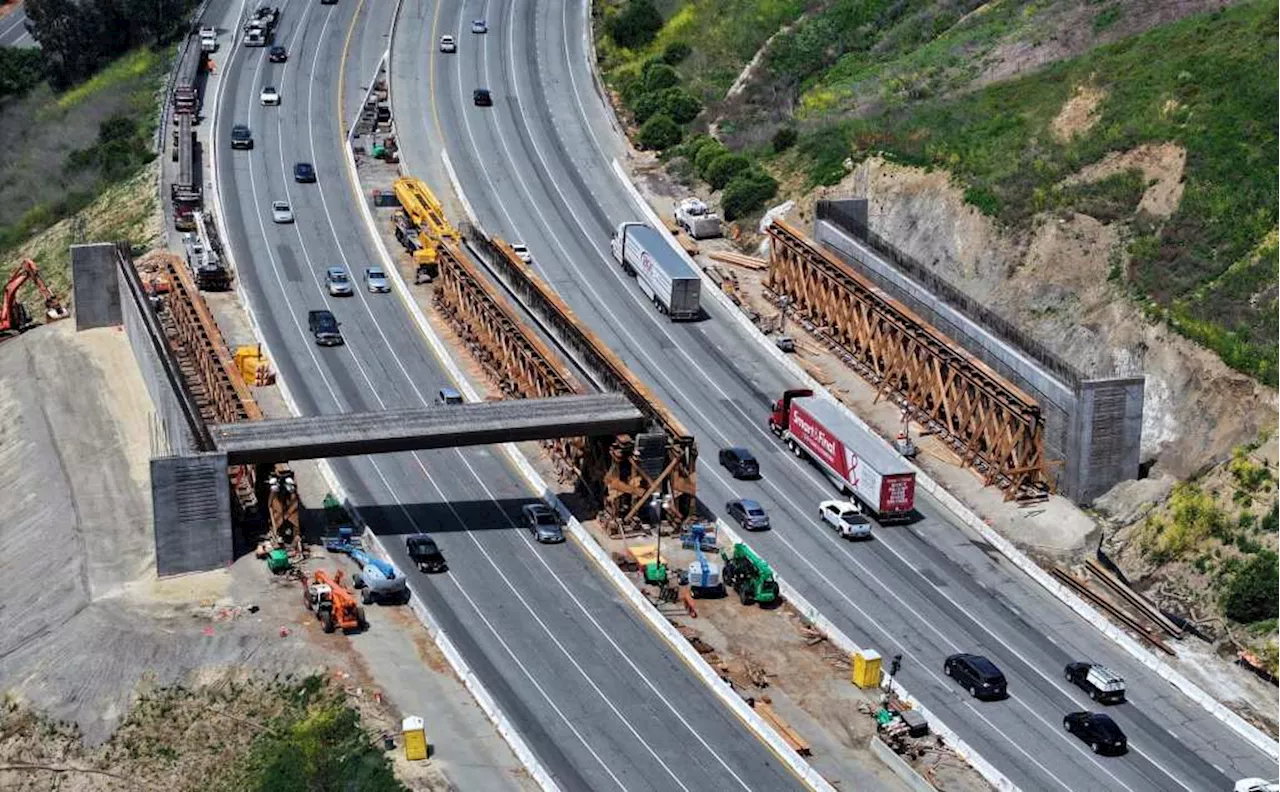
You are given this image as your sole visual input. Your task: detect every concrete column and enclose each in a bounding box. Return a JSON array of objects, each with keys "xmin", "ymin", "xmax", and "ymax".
[{"xmin": 70, "ymin": 243, "xmax": 122, "ymax": 330}]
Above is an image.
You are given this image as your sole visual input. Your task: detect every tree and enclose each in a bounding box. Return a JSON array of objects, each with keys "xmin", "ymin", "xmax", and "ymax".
[
  {"xmin": 1222, "ymin": 550, "xmax": 1279, "ymax": 624},
  {"xmin": 0, "ymin": 47, "xmax": 45, "ymax": 99},
  {"xmin": 659, "ymin": 87, "xmax": 701, "ymax": 124},
  {"xmin": 704, "ymin": 153, "xmax": 750, "ymax": 190},
  {"xmin": 607, "ymin": 0, "xmax": 663, "ymax": 50},
  {"xmin": 26, "ymin": 0, "xmax": 194, "ymax": 87},
  {"xmin": 26, "ymin": 0, "xmax": 109, "ymax": 87},
  {"xmin": 637, "ymin": 113, "xmax": 681, "ymax": 151},
  {"xmin": 721, "ymin": 167, "xmax": 778, "ymax": 220}
]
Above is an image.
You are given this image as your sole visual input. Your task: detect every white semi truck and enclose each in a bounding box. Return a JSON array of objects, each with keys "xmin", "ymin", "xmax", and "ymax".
[{"xmin": 611, "ymin": 221, "xmax": 701, "ymax": 320}]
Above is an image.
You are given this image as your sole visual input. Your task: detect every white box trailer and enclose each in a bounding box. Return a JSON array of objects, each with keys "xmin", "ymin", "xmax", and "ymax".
[
  {"xmin": 611, "ymin": 222, "xmax": 701, "ymax": 320},
  {"xmin": 769, "ymin": 388, "xmax": 917, "ymax": 522}
]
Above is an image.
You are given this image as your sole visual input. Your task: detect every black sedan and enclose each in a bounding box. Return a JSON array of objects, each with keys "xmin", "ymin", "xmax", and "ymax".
[
  {"xmin": 473, "ymin": 88, "xmax": 492, "ymax": 107},
  {"xmin": 1064, "ymin": 712, "xmax": 1127, "ymax": 755},
  {"xmin": 293, "ymin": 162, "xmax": 316, "ymax": 183},
  {"xmin": 268, "ymin": 44, "xmax": 288, "ymax": 62}
]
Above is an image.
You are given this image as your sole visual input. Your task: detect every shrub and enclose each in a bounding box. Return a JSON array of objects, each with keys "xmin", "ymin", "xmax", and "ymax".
[
  {"xmin": 1222, "ymin": 550, "xmax": 1279, "ymax": 624},
  {"xmin": 721, "ymin": 167, "xmax": 778, "ymax": 220},
  {"xmin": 607, "ymin": 0, "xmax": 663, "ymax": 50},
  {"xmin": 693, "ymin": 139, "xmax": 730, "ymax": 179},
  {"xmin": 1229, "ymin": 447, "xmax": 1272, "ymax": 493},
  {"xmin": 662, "ymin": 41, "xmax": 691, "ymax": 65},
  {"xmin": 630, "ymin": 91, "xmax": 665, "ymax": 124},
  {"xmin": 642, "ymin": 61, "xmax": 680, "ymax": 93},
  {"xmin": 705, "ymin": 153, "xmax": 751, "ymax": 190},
  {"xmin": 1141, "ymin": 483, "xmax": 1227, "ymax": 561},
  {"xmin": 659, "ymin": 87, "xmax": 701, "ymax": 123},
  {"xmin": 637, "ymin": 113, "xmax": 681, "ymax": 150},
  {"xmin": 1262, "ymin": 502, "xmax": 1279, "ymax": 534},
  {"xmin": 772, "ymin": 127, "xmax": 798, "ymax": 153}
]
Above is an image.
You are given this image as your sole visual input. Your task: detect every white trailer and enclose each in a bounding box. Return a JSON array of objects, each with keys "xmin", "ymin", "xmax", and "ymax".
[{"xmin": 611, "ymin": 222, "xmax": 701, "ymax": 320}]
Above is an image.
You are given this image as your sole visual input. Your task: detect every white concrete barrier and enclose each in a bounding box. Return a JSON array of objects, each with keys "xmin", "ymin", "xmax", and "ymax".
[
  {"xmin": 609, "ymin": 158, "xmax": 1280, "ymax": 762},
  {"xmin": 869, "ymin": 736, "xmax": 937, "ymax": 792}
]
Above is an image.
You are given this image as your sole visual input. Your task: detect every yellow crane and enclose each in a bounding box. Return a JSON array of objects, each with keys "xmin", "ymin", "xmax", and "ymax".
[{"xmin": 393, "ymin": 177, "xmax": 458, "ymax": 269}]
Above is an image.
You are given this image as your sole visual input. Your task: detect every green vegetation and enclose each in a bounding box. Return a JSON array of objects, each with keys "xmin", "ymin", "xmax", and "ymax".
[
  {"xmin": 1141, "ymin": 483, "xmax": 1226, "ymax": 564},
  {"xmin": 225, "ymin": 676, "xmax": 404, "ymax": 792},
  {"xmin": 25, "ymin": 0, "xmax": 195, "ymax": 87},
  {"xmin": 0, "ymin": 48, "xmax": 45, "ymax": 100},
  {"xmin": 1222, "ymin": 550, "xmax": 1279, "ymax": 624},
  {"xmin": 606, "ymin": 0, "xmax": 664, "ymax": 49},
  {"xmin": 787, "ymin": 1, "xmax": 1278, "ymax": 385},
  {"xmin": 0, "ymin": 45, "xmax": 167, "ymax": 258}
]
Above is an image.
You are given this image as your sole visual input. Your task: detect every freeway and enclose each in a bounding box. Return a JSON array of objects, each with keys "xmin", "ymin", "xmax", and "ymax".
[
  {"xmin": 390, "ymin": 0, "xmax": 1280, "ymax": 789},
  {"xmin": 0, "ymin": 2, "xmax": 34, "ymax": 47},
  {"xmin": 206, "ymin": 0, "xmax": 808, "ymax": 790}
]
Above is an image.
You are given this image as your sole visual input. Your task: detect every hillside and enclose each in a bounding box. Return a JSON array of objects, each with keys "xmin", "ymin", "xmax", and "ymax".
[{"xmin": 595, "ymin": 0, "xmax": 1278, "ymax": 650}]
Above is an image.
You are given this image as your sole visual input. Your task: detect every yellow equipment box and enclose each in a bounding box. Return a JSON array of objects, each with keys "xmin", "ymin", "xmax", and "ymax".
[
  {"xmin": 851, "ymin": 649, "xmax": 882, "ymax": 689},
  {"xmin": 401, "ymin": 716, "xmax": 428, "ymax": 761}
]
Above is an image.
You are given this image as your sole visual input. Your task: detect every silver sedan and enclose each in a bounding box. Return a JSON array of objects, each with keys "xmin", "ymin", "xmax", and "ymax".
[
  {"xmin": 364, "ymin": 266, "xmax": 390, "ymax": 293},
  {"xmin": 271, "ymin": 200, "xmax": 293, "ymax": 223}
]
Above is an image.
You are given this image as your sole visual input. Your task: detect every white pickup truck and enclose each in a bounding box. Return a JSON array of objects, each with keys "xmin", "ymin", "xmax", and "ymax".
[{"xmin": 199, "ymin": 27, "xmax": 217, "ymax": 52}]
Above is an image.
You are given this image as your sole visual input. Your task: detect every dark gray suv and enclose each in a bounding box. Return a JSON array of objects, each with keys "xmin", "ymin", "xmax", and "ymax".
[{"xmin": 944, "ymin": 653, "xmax": 1007, "ymax": 700}]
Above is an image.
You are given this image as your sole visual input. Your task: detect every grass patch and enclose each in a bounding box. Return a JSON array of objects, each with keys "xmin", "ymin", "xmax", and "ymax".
[
  {"xmin": 54, "ymin": 47, "xmax": 160, "ymax": 112},
  {"xmin": 1, "ymin": 45, "xmax": 166, "ymax": 256}
]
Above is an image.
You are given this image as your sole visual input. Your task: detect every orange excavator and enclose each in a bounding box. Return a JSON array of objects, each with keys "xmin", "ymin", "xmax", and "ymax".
[
  {"xmin": 1, "ymin": 259, "xmax": 69, "ymax": 338},
  {"xmin": 301, "ymin": 569, "xmax": 367, "ymax": 633}
]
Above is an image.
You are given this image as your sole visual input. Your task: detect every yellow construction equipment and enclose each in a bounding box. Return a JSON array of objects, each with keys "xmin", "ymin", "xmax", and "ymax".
[{"xmin": 392, "ymin": 178, "xmax": 458, "ymax": 268}]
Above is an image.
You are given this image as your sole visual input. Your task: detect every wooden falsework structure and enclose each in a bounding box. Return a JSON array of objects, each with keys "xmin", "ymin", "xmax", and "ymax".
[
  {"xmin": 434, "ymin": 233, "xmax": 699, "ymax": 527},
  {"xmin": 147, "ymin": 251, "xmax": 297, "ymax": 540},
  {"xmin": 766, "ymin": 220, "xmax": 1051, "ymax": 500}
]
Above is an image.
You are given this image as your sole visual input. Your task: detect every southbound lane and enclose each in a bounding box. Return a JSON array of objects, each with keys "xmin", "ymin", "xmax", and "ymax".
[
  {"xmin": 393, "ymin": 0, "xmax": 1279, "ymax": 789},
  {"xmin": 209, "ymin": 1, "xmax": 807, "ymax": 790}
]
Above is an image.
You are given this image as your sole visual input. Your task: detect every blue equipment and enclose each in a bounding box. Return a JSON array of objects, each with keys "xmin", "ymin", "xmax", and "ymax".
[{"xmin": 325, "ymin": 527, "xmax": 410, "ymax": 605}]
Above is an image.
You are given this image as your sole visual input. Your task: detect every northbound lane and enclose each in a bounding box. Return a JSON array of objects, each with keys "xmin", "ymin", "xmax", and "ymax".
[
  {"xmin": 392, "ymin": 0, "xmax": 1280, "ymax": 789},
  {"xmin": 209, "ymin": 1, "xmax": 809, "ymax": 790}
]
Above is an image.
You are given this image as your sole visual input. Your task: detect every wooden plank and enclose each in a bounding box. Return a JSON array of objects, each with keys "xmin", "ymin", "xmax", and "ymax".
[
  {"xmin": 754, "ymin": 701, "xmax": 810, "ymax": 756},
  {"xmin": 709, "ymin": 250, "xmax": 768, "ymax": 271}
]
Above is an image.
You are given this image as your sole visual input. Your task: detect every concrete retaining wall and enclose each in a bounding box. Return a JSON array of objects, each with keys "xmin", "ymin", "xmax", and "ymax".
[
  {"xmin": 813, "ymin": 205, "xmax": 1143, "ymax": 503},
  {"xmin": 151, "ymin": 451, "xmax": 232, "ymax": 575},
  {"xmin": 71, "ymin": 243, "xmax": 123, "ymax": 330}
]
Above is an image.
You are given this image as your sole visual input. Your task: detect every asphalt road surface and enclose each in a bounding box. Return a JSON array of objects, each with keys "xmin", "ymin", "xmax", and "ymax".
[
  {"xmin": 389, "ymin": 0, "xmax": 1280, "ymax": 789},
  {"xmin": 0, "ymin": 3, "xmax": 35, "ymax": 47},
  {"xmin": 207, "ymin": 0, "xmax": 807, "ymax": 790}
]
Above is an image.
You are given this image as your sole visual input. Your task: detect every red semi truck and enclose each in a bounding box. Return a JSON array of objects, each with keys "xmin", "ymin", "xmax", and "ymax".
[{"xmin": 769, "ymin": 388, "xmax": 917, "ymax": 522}]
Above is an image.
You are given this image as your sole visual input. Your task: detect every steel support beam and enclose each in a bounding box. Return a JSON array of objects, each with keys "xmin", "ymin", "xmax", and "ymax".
[{"xmin": 766, "ymin": 219, "xmax": 1050, "ymax": 500}]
